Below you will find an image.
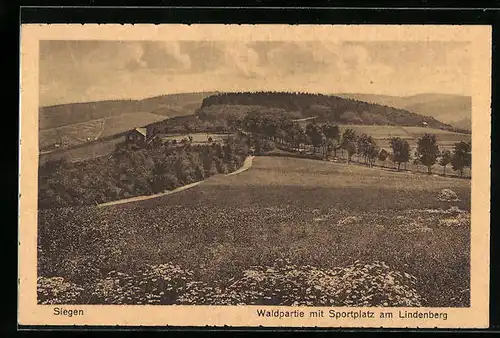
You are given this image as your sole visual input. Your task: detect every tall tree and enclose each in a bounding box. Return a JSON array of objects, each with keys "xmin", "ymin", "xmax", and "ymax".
[
  {"xmin": 378, "ymin": 149, "xmax": 389, "ymax": 167},
  {"xmin": 322, "ymin": 123, "xmax": 341, "ymax": 158},
  {"xmin": 343, "ymin": 140, "xmax": 357, "ymax": 164},
  {"xmin": 390, "ymin": 137, "xmax": 410, "ymax": 171},
  {"xmin": 366, "ymin": 142, "xmax": 380, "ymax": 167},
  {"xmin": 262, "ymin": 115, "xmax": 280, "ymax": 140},
  {"xmin": 439, "ymin": 149, "xmax": 453, "ymax": 176},
  {"xmin": 342, "ymin": 128, "xmax": 357, "ymax": 143},
  {"xmin": 287, "ymin": 123, "xmax": 305, "ymax": 151},
  {"xmin": 340, "ymin": 128, "xmax": 357, "ymax": 160},
  {"xmin": 416, "ymin": 133, "xmax": 440, "ymax": 175},
  {"xmin": 451, "ymin": 141, "xmax": 471, "ymax": 177},
  {"xmin": 223, "ymin": 136, "xmax": 237, "ymax": 162},
  {"xmin": 356, "ymin": 133, "xmax": 378, "ymax": 166},
  {"xmin": 357, "ymin": 133, "xmax": 370, "ymax": 164},
  {"xmin": 276, "ymin": 128, "xmax": 288, "ymax": 146},
  {"xmin": 305, "ymin": 123, "xmax": 325, "ymax": 155}
]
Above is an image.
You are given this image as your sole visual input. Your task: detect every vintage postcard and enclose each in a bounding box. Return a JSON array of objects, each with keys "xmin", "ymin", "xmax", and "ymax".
[{"xmin": 18, "ymin": 24, "xmax": 491, "ymax": 328}]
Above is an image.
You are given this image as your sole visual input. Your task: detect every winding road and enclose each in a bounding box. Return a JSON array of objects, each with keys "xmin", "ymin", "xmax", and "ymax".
[
  {"xmin": 226, "ymin": 156, "xmax": 255, "ymax": 176},
  {"xmin": 97, "ymin": 155, "xmax": 255, "ymax": 208}
]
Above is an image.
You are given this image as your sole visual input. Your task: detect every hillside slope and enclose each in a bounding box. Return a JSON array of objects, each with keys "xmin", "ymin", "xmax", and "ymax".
[
  {"xmin": 335, "ymin": 93, "xmax": 471, "ymax": 131},
  {"xmin": 200, "ymin": 91, "xmax": 455, "ymax": 130},
  {"xmin": 39, "ymin": 92, "xmax": 218, "ymax": 150},
  {"xmin": 39, "ymin": 92, "xmax": 218, "ymax": 130}
]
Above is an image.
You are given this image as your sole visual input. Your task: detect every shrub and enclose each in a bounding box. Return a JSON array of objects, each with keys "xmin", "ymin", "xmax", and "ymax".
[
  {"xmin": 437, "ymin": 189, "xmax": 460, "ymax": 202},
  {"xmin": 262, "ymin": 140, "xmax": 275, "ymax": 152}
]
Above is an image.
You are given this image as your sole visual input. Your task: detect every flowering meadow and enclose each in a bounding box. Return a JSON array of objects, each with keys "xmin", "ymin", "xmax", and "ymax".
[
  {"xmin": 38, "ymin": 260, "xmax": 426, "ymax": 306},
  {"xmin": 38, "ymin": 204, "xmax": 470, "ymax": 307},
  {"xmin": 38, "ymin": 157, "xmax": 470, "ymax": 307}
]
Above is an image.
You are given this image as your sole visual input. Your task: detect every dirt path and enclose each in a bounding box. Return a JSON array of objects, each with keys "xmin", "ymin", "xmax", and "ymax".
[
  {"xmin": 95, "ymin": 118, "xmax": 106, "ymax": 139},
  {"xmin": 97, "ymin": 181, "xmax": 203, "ymax": 207},
  {"xmin": 226, "ymin": 156, "xmax": 255, "ymax": 176},
  {"xmin": 97, "ymin": 156, "xmax": 255, "ymax": 207}
]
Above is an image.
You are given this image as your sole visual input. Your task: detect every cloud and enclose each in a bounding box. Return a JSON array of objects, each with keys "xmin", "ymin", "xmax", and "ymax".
[
  {"xmin": 160, "ymin": 42, "xmax": 192, "ymax": 70},
  {"xmin": 265, "ymin": 42, "xmax": 333, "ymax": 76},
  {"xmin": 221, "ymin": 42, "xmax": 264, "ymax": 78},
  {"xmin": 74, "ymin": 41, "xmax": 192, "ymax": 72},
  {"xmin": 254, "ymin": 41, "xmax": 394, "ymax": 81},
  {"xmin": 38, "ymin": 40, "xmax": 470, "ymax": 106},
  {"xmin": 334, "ymin": 43, "xmax": 395, "ymax": 80},
  {"xmin": 140, "ymin": 41, "xmax": 192, "ymax": 71},
  {"xmin": 123, "ymin": 43, "xmax": 148, "ymax": 70}
]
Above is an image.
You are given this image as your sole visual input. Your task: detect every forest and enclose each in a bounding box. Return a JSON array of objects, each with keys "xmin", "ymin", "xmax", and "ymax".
[
  {"xmin": 38, "ymin": 135, "xmax": 251, "ymax": 209},
  {"xmin": 200, "ymin": 91, "xmax": 456, "ymax": 130}
]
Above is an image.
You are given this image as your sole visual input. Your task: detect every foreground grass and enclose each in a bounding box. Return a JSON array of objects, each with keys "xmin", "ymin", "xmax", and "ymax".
[{"xmin": 38, "ymin": 157, "xmax": 470, "ymax": 307}]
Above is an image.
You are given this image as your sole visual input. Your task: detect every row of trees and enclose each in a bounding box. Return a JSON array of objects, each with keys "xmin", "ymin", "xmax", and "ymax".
[
  {"xmin": 332, "ymin": 130, "xmax": 471, "ymax": 178},
  {"xmin": 340, "ymin": 132, "xmax": 471, "ymax": 177},
  {"xmin": 235, "ymin": 111, "xmax": 471, "ymax": 177},
  {"xmin": 413, "ymin": 134, "xmax": 471, "ymax": 177}
]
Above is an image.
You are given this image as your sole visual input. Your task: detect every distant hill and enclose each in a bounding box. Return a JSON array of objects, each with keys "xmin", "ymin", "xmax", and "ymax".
[
  {"xmin": 453, "ymin": 117, "xmax": 472, "ymax": 131},
  {"xmin": 39, "ymin": 92, "xmax": 218, "ymax": 130},
  {"xmin": 335, "ymin": 93, "xmax": 471, "ymax": 131},
  {"xmin": 39, "ymin": 92, "xmax": 218, "ymax": 150},
  {"xmin": 199, "ymin": 91, "xmax": 456, "ymax": 131}
]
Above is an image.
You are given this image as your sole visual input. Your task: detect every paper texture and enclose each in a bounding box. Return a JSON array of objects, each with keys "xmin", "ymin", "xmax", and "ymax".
[{"xmin": 19, "ymin": 24, "xmax": 491, "ymax": 328}]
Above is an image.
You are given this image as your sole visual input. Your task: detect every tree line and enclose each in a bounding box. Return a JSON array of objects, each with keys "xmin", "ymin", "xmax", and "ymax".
[{"xmin": 236, "ymin": 111, "xmax": 471, "ymax": 177}]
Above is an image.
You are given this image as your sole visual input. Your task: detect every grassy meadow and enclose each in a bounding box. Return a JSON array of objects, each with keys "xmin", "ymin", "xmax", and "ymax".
[
  {"xmin": 38, "ymin": 156, "xmax": 470, "ymax": 307},
  {"xmin": 40, "ymin": 113, "xmax": 167, "ymax": 151},
  {"xmin": 337, "ymin": 124, "xmax": 471, "ymax": 148}
]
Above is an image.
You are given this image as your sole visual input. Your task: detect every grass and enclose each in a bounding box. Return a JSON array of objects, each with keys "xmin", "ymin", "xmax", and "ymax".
[
  {"xmin": 339, "ymin": 124, "xmax": 471, "ymax": 142},
  {"xmin": 345, "ymin": 154, "xmax": 471, "ymax": 178},
  {"xmin": 39, "ymin": 135, "xmax": 126, "ymax": 165},
  {"xmin": 40, "ymin": 113, "xmax": 167, "ymax": 151},
  {"xmin": 38, "ymin": 156, "xmax": 471, "ymax": 307},
  {"xmin": 99, "ymin": 112, "xmax": 166, "ymax": 138},
  {"xmin": 39, "ymin": 120, "xmax": 105, "ymax": 149},
  {"xmin": 157, "ymin": 132, "xmax": 231, "ymax": 144}
]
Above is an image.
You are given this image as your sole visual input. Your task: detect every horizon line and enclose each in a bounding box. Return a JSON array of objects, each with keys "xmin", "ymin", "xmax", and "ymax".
[{"xmin": 39, "ymin": 90, "xmax": 471, "ymax": 109}]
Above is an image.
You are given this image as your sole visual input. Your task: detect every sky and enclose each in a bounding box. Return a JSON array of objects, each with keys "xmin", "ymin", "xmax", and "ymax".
[{"xmin": 39, "ymin": 40, "xmax": 471, "ymax": 107}]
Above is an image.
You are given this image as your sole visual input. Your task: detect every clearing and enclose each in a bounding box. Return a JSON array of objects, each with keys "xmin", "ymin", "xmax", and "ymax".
[
  {"xmin": 338, "ymin": 124, "xmax": 470, "ymax": 145},
  {"xmin": 40, "ymin": 112, "xmax": 167, "ymax": 151}
]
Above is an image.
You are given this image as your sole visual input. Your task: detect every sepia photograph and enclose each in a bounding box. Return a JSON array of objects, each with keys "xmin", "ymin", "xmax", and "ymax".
[{"xmin": 18, "ymin": 24, "xmax": 491, "ymax": 328}]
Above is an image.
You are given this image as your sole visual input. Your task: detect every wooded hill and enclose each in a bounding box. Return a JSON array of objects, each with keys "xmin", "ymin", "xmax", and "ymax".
[
  {"xmin": 199, "ymin": 91, "xmax": 456, "ymax": 131},
  {"xmin": 335, "ymin": 93, "xmax": 471, "ymax": 132}
]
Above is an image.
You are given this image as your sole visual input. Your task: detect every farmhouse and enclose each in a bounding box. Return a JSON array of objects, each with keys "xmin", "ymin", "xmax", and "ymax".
[{"xmin": 126, "ymin": 127, "xmax": 148, "ymax": 146}]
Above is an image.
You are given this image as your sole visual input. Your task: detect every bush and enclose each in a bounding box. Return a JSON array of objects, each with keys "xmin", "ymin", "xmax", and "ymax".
[
  {"xmin": 437, "ymin": 189, "xmax": 460, "ymax": 202},
  {"xmin": 262, "ymin": 140, "xmax": 275, "ymax": 152}
]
